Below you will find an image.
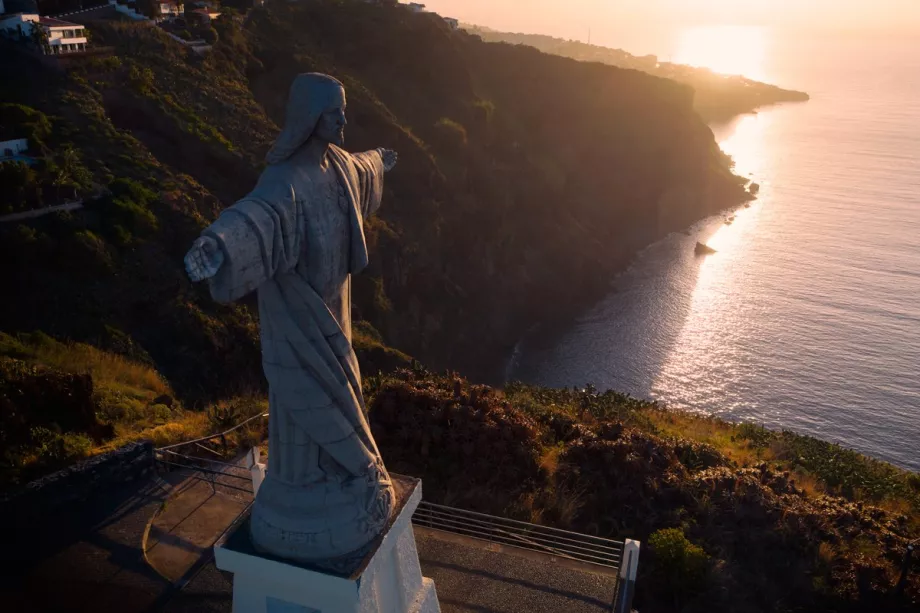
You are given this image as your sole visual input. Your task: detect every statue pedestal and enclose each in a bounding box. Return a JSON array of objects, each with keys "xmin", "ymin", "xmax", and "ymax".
[{"xmin": 214, "ymin": 475, "xmax": 439, "ymax": 613}]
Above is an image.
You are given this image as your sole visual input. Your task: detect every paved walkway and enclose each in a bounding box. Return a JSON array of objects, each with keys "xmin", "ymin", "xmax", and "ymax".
[
  {"xmin": 4, "ymin": 458, "xmax": 617, "ymax": 613},
  {"xmin": 0, "ymin": 457, "xmax": 253, "ymax": 613},
  {"xmin": 145, "ymin": 479, "xmax": 250, "ymax": 584},
  {"xmin": 2, "ymin": 476, "xmax": 174, "ymax": 613}
]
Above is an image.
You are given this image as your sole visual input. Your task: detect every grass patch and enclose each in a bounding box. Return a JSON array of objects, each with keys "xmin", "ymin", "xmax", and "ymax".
[
  {"xmin": 505, "ymin": 380, "xmax": 920, "ymax": 517},
  {"xmin": 0, "ymin": 331, "xmax": 170, "ymax": 398},
  {"xmin": 0, "ymin": 332, "xmax": 269, "ymax": 487}
]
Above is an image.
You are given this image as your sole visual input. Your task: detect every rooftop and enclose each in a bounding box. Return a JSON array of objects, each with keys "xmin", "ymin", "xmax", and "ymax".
[{"xmin": 38, "ymin": 16, "xmax": 81, "ymax": 27}]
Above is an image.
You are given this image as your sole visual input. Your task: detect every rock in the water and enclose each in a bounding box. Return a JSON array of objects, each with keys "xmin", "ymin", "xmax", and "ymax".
[
  {"xmin": 695, "ymin": 242, "xmax": 717, "ymax": 255},
  {"xmin": 749, "ymin": 182, "xmax": 760, "ymax": 194}
]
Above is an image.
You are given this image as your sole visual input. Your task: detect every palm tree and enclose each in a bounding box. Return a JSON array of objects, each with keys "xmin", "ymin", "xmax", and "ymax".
[{"xmin": 50, "ymin": 145, "xmax": 92, "ymax": 201}]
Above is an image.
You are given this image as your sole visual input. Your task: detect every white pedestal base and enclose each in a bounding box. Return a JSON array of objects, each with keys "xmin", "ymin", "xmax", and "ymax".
[{"xmin": 214, "ymin": 476, "xmax": 440, "ymax": 613}]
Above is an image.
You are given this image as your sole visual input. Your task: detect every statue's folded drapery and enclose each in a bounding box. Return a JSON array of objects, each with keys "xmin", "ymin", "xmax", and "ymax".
[{"xmin": 201, "ymin": 145, "xmax": 393, "ymax": 560}]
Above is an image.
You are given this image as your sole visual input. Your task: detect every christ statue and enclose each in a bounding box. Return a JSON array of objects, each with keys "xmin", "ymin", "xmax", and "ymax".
[{"xmin": 184, "ymin": 73, "xmax": 399, "ymax": 562}]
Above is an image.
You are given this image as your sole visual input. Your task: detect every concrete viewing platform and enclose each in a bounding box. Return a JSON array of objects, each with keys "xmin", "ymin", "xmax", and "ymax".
[
  {"xmin": 164, "ymin": 525, "xmax": 620, "ymax": 613},
  {"xmin": 2, "ymin": 457, "xmax": 635, "ymax": 613}
]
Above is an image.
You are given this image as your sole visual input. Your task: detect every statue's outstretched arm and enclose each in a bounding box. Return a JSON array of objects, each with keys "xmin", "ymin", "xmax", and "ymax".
[
  {"xmin": 377, "ymin": 148, "xmax": 398, "ymax": 172},
  {"xmin": 185, "ymin": 236, "xmax": 225, "ymax": 282}
]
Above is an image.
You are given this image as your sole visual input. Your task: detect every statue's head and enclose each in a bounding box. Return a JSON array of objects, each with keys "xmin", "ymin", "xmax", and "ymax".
[
  {"xmin": 313, "ymin": 85, "xmax": 347, "ymax": 148},
  {"xmin": 266, "ymin": 73, "xmax": 347, "ymax": 164}
]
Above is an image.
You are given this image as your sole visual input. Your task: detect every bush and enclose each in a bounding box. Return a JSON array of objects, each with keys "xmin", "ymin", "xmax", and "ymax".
[
  {"xmin": 95, "ymin": 178, "xmax": 159, "ymax": 243},
  {"xmin": 200, "ymin": 27, "xmax": 218, "ymax": 45},
  {"xmin": 648, "ymin": 528, "xmax": 709, "ymax": 597},
  {"xmin": 30, "ymin": 427, "xmax": 93, "ymax": 464},
  {"xmin": 369, "ymin": 370, "xmax": 544, "ymax": 514},
  {"xmin": 434, "ymin": 117, "xmax": 468, "ymax": 146},
  {"xmin": 648, "ymin": 528, "xmax": 710, "ymax": 602}
]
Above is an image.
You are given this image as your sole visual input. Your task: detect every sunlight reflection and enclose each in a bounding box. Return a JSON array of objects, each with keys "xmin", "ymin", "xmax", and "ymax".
[
  {"xmin": 675, "ymin": 26, "xmax": 769, "ymax": 82},
  {"xmin": 650, "ymin": 109, "xmax": 771, "ymax": 412},
  {"xmin": 716, "ymin": 112, "xmax": 771, "ymax": 188}
]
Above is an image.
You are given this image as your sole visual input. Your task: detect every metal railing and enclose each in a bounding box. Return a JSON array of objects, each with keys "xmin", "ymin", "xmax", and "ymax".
[
  {"xmin": 156, "ymin": 411, "xmax": 268, "ymax": 452},
  {"xmin": 412, "ymin": 501, "xmax": 640, "ymax": 613},
  {"xmin": 153, "ymin": 413, "xmax": 268, "ymax": 495}
]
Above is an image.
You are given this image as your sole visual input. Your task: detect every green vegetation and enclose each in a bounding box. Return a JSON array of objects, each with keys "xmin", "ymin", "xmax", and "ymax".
[
  {"xmin": 3, "ymin": 5, "xmax": 913, "ymax": 611},
  {"xmin": 0, "ymin": 103, "xmax": 96, "ymax": 214},
  {"xmin": 0, "ymin": 331, "xmax": 268, "ymax": 488},
  {"xmin": 0, "ymin": 0, "xmax": 750, "ymax": 403},
  {"xmin": 648, "ymin": 528, "xmax": 711, "ymax": 606},
  {"xmin": 368, "ymin": 369, "xmax": 920, "ymax": 612}
]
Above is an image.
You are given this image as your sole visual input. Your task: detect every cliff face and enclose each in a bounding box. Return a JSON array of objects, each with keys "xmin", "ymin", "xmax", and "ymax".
[
  {"xmin": 466, "ymin": 26, "xmax": 811, "ymax": 121},
  {"xmin": 241, "ymin": 3, "xmax": 749, "ymax": 381},
  {"xmin": 0, "ymin": 0, "xmax": 748, "ymax": 399}
]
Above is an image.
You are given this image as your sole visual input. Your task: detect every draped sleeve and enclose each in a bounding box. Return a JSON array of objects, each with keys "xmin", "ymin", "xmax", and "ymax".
[
  {"xmin": 202, "ymin": 169, "xmax": 303, "ymax": 304},
  {"xmin": 350, "ymin": 148, "xmax": 386, "ymax": 220}
]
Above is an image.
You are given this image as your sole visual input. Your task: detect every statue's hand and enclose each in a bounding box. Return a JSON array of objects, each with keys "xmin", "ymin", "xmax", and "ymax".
[
  {"xmin": 379, "ymin": 148, "xmax": 398, "ymax": 172},
  {"xmin": 184, "ymin": 236, "xmax": 225, "ymax": 282}
]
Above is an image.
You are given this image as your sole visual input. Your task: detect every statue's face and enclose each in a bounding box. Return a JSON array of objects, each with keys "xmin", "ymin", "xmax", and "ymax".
[{"xmin": 314, "ymin": 88, "xmax": 347, "ymax": 147}]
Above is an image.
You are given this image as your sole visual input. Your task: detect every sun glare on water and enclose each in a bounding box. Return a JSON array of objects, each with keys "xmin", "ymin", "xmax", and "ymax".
[
  {"xmin": 674, "ymin": 25, "xmax": 769, "ymax": 82},
  {"xmin": 650, "ymin": 111, "xmax": 771, "ymax": 411}
]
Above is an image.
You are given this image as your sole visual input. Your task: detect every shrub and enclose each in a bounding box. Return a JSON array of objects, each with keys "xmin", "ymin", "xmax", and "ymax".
[
  {"xmin": 472, "ymin": 98, "xmax": 496, "ymax": 123},
  {"xmin": 369, "ymin": 370, "xmax": 544, "ymax": 514},
  {"xmin": 200, "ymin": 27, "xmax": 218, "ymax": 45},
  {"xmin": 94, "ymin": 178, "xmax": 160, "ymax": 243},
  {"xmin": 434, "ymin": 117, "xmax": 468, "ymax": 146},
  {"xmin": 31, "ymin": 428, "xmax": 93, "ymax": 464},
  {"xmin": 648, "ymin": 528, "xmax": 710, "ymax": 602}
]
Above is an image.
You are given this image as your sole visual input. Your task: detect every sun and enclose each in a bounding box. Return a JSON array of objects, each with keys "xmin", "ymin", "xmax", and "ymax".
[{"xmin": 674, "ymin": 25, "xmax": 769, "ymax": 82}]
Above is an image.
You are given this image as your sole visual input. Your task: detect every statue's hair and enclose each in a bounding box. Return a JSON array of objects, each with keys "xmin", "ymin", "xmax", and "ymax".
[{"xmin": 265, "ymin": 73, "xmax": 345, "ymax": 165}]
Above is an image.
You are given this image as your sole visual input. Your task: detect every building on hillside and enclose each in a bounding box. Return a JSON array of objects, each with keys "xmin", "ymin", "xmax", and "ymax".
[
  {"xmin": 158, "ymin": 1, "xmax": 181, "ymax": 19},
  {"xmin": 0, "ymin": 138, "xmax": 29, "ymax": 158},
  {"xmin": 442, "ymin": 16, "xmax": 458, "ymax": 30},
  {"xmin": 0, "ymin": 13, "xmax": 88, "ymax": 53},
  {"xmin": 406, "ymin": 2, "xmax": 425, "ymax": 12}
]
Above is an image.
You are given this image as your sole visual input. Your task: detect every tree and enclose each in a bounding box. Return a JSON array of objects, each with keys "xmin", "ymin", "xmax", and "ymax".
[
  {"xmin": 135, "ymin": 0, "xmax": 162, "ymax": 19},
  {"xmin": 49, "ymin": 145, "xmax": 93, "ymax": 200},
  {"xmin": 0, "ymin": 162, "xmax": 42, "ymax": 214},
  {"xmin": 30, "ymin": 24, "xmax": 50, "ymax": 55}
]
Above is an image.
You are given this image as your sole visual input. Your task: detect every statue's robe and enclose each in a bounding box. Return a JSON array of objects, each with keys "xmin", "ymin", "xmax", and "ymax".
[{"xmin": 202, "ymin": 145, "xmax": 393, "ymax": 560}]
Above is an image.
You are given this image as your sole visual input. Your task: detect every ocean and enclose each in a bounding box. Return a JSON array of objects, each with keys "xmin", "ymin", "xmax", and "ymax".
[{"xmin": 509, "ymin": 33, "xmax": 920, "ymax": 472}]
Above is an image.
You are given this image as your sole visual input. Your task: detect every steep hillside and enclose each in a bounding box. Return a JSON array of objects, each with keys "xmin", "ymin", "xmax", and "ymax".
[
  {"xmin": 369, "ymin": 369, "xmax": 920, "ymax": 613},
  {"xmin": 466, "ymin": 26, "xmax": 811, "ymax": 121},
  {"xmin": 0, "ymin": 0, "xmax": 749, "ymax": 402}
]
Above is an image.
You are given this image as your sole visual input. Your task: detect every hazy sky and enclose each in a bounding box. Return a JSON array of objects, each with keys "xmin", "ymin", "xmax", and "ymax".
[{"xmin": 420, "ymin": 0, "xmax": 920, "ymax": 55}]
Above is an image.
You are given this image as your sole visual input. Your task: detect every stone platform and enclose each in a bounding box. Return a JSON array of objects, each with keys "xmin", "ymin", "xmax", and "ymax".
[
  {"xmin": 166, "ymin": 521, "xmax": 619, "ymax": 613},
  {"xmin": 214, "ymin": 475, "xmax": 438, "ymax": 613}
]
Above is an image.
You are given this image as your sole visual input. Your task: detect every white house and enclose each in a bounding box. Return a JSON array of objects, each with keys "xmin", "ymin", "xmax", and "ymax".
[
  {"xmin": 0, "ymin": 14, "xmax": 88, "ymax": 54},
  {"xmin": 443, "ymin": 16, "xmax": 458, "ymax": 30},
  {"xmin": 0, "ymin": 138, "xmax": 28, "ymax": 158},
  {"xmin": 160, "ymin": 1, "xmax": 182, "ymax": 18},
  {"xmin": 406, "ymin": 2, "xmax": 425, "ymax": 12}
]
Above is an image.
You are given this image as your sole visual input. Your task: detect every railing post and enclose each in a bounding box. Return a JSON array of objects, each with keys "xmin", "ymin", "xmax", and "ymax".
[
  {"xmin": 894, "ymin": 543, "xmax": 915, "ymax": 599},
  {"xmin": 614, "ymin": 539, "xmax": 641, "ymax": 613},
  {"xmin": 249, "ymin": 446, "xmax": 266, "ymax": 497}
]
